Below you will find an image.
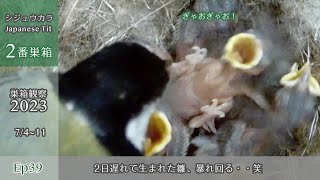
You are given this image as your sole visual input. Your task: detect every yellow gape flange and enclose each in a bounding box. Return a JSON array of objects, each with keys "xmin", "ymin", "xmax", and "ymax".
[
  {"xmin": 280, "ymin": 62, "xmax": 320, "ymax": 96},
  {"xmin": 144, "ymin": 112, "xmax": 171, "ymax": 156},
  {"xmin": 222, "ymin": 33, "xmax": 263, "ymax": 70}
]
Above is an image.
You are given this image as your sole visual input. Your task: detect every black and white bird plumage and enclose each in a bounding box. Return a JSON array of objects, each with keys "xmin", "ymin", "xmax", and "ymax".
[{"xmin": 58, "ymin": 42, "xmax": 170, "ymax": 156}]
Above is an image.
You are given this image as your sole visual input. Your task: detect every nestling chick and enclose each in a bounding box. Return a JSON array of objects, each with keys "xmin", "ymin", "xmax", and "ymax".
[
  {"xmin": 273, "ymin": 62, "xmax": 320, "ymax": 130},
  {"xmin": 58, "ymin": 42, "xmax": 172, "ymax": 156},
  {"xmin": 164, "ymin": 32, "xmax": 270, "ymax": 133},
  {"xmin": 241, "ymin": 62, "xmax": 320, "ymax": 155},
  {"xmin": 193, "ymin": 61, "xmax": 320, "ymax": 156}
]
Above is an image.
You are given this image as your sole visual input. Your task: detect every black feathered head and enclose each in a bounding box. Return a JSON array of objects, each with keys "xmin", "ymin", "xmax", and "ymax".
[{"xmin": 59, "ymin": 42, "xmax": 171, "ymax": 156}]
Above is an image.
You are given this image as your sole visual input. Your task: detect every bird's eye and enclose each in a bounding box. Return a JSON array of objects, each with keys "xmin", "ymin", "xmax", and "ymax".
[
  {"xmin": 222, "ymin": 33, "xmax": 263, "ymax": 70},
  {"xmin": 144, "ymin": 112, "xmax": 171, "ymax": 156}
]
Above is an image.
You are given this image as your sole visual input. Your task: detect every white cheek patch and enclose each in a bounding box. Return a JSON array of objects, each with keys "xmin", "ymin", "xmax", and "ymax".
[{"xmin": 125, "ymin": 103, "xmax": 156, "ymax": 152}]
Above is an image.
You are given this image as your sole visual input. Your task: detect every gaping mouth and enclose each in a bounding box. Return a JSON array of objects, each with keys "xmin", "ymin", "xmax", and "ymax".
[
  {"xmin": 280, "ymin": 62, "xmax": 320, "ymax": 96},
  {"xmin": 144, "ymin": 111, "xmax": 172, "ymax": 156},
  {"xmin": 222, "ymin": 33, "xmax": 263, "ymax": 70}
]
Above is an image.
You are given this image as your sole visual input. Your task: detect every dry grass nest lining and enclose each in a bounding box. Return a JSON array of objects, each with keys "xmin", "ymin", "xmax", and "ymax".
[
  {"xmin": 58, "ymin": 0, "xmax": 320, "ymax": 76},
  {"xmin": 58, "ymin": 0, "xmax": 191, "ymax": 72},
  {"xmin": 58, "ymin": 0, "xmax": 320, "ymax": 155}
]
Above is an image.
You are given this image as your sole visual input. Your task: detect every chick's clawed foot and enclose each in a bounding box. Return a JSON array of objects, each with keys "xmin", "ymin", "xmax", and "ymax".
[
  {"xmin": 189, "ymin": 98, "xmax": 234, "ymax": 133},
  {"xmin": 168, "ymin": 46, "xmax": 208, "ymax": 78},
  {"xmin": 185, "ymin": 46, "xmax": 208, "ymax": 64}
]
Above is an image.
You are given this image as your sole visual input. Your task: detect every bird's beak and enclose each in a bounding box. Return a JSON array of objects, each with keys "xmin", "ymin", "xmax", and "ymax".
[
  {"xmin": 280, "ymin": 62, "xmax": 320, "ymax": 96},
  {"xmin": 144, "ymin": 111, "xmax": 172, "ymax": 156},
  {"xmin": 221, "ymin": 33, "xmax": 263, "ymax": 71}
]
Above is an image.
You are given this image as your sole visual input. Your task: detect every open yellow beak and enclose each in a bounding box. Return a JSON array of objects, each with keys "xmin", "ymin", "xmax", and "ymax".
[
  {"xmin": 222, "ymin": 33, "xmax": 263, "ymax": 70},
  {"xmin": 144, "ymin": 111, "xmax": 171, "ymax": 156},
  {"xmin": 280, "ymin": 62, "xmax": 320, "ymax": 96}
]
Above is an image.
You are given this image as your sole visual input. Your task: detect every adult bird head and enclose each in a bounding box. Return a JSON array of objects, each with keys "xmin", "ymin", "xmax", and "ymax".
[{"xmin": 58, "ymin": 42, "xmax": 172, "ymax": 156}]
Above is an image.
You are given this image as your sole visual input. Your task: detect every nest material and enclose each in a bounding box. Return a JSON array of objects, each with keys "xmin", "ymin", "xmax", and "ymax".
[
  {"xmin": 59, "ymin": 0, "xmax": 320, "ymax": 76},
  {"xmin": 59, "ymin": 0, "xmax": 320, "ymax": 155},
  {"xmin": 257, "ymin": 0, "xmax": 320, "ymax": 80},
  {"xmin": 59, "ymin": 0, "xmax": 190, "ymax": 72}
]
